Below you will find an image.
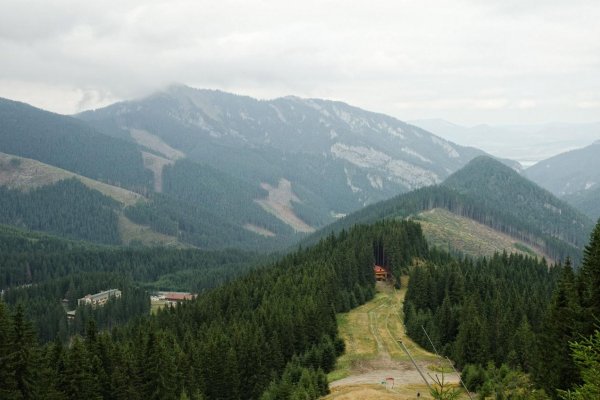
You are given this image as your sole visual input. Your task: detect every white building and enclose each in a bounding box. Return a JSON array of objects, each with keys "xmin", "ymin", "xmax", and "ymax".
[{"xmin": 78, "ymin": 289, "xmax": 122, "ymax": 307}]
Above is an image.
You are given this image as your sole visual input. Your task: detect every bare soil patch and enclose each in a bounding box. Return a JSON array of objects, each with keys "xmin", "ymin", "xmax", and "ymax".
[
  {"xmin": 141, "ymin": 151, "xmax": 173, "ymax": 193},
  {"xmin": 243, "ymin": 224, "xmax": 276, "ymax": 237},
  {"xmin": 255, "ymin": 178, "xmax": 315, "ymax": 233},
  {"xmin": 130, "ymin": 129, "xmax": 184, "ymax": 160}
]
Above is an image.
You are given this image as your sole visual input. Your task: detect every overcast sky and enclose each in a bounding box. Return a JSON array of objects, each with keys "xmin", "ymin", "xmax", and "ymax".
[{"xmin": 1, "ymin": 0, "xmax": 600, "ymax": 127}]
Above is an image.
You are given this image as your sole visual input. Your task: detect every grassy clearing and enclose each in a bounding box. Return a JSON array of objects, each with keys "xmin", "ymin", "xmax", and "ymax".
[
  {"xmin": 329, "ymin": 295, "xmax": 382, "ymax": 381},
  {"xmin": 118, "ymin": 214, "xmax": 189, "ymax": 248},
  {"xmin": 415, "ymin": 208, "xmax": 547, "ymax": 259},
  {"xmin": 324, "ymin": 382, "xmax": 468, "ymax": 400},
  {"xmin": 325, "ymin": 278, "xmax": 471, "ymax": 399},
  {"xmin": 0, "ymin": 152, "xmax": 143, "ymax": 206},
  {"xmin": 328, "ymin": 280, "xmax": 438, "ymax": 383},
  {"xmin": 386, "ymin": 278, "xmax": 439, "ymax": 362}
]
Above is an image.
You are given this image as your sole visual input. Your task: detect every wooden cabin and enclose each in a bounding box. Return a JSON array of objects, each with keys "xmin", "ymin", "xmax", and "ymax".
[{"xmin": 373, "ymin": 265, "xmax": 392, "ymax": 281}]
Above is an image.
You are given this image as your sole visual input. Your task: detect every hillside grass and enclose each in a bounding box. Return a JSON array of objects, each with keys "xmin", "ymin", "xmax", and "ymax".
[
  {"xmin": 0, "ymin": 152, "xmax": 142, "ymax": 206},
  {"xmin": 414, "ymin": 208, "xmax": 547, "ymax": 259},
  {"xmin": 327, "ymin": 279, "xmax": 467, "ymax": 399},
  {"xmin": 329, "ymin": 279, "xmax": 439, "ymax": 383},
  {"xmin": 118, "ymin": 214, "xmax": 189, "ymax": 248}
]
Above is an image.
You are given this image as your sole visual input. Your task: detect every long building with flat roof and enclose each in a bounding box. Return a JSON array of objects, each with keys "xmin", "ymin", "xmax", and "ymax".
[{"xmin": 78, "ymin": 289, "xmax": 121, "ymax": 307}]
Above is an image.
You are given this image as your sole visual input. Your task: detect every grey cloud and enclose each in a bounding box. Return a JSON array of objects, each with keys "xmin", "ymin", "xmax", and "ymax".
[{"xmin": 0, "ymin": 0, "xmax": 599, "ymax": 125}]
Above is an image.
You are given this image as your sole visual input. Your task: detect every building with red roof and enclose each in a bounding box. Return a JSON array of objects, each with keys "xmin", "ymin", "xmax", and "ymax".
[{"xmin": 373, "ymin": 265, "xmax": 392, "ymax": 281}]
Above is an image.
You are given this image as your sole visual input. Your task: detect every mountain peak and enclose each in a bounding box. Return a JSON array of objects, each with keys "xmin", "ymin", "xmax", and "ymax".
[
  {"xmin": 443, "ymin": 155, "xmax": 524, "ymax": 191},
  {"xmin": 464, "ymin": 154, "xmax": 511, "ymax": 169}
]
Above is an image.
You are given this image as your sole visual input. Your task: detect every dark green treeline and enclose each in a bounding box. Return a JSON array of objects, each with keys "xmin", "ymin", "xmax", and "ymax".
[
  {"xmin": 0, "ymin": 179, "xmax": 121, "ymax": 244},
  {"xmin": 404, "ymin": 252, "xmax": 558, "ymax": 370},
  {"xmin": 0, "ymin": 220, "xmax": 428, "ymax": 399}
]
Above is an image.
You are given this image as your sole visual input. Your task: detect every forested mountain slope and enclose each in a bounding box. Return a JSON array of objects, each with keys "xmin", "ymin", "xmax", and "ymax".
[
  {"xmin": 305, "ymin": 156, "xmax": 593, "ymax": 263},
  {"xmin": 403, "ymin": 219, "xmax": 600, "ymax": 398},
  {"xmin": 0, "ymin": 153, "xmax": 186, "ymax": 246},
  {"xmin": 125, "ymin": 158, "xmax": 302, "ymax": 250},
  {"xmin": 526, "ymin": 140, "xmax": 600, "ymax": 196},
  {"xmin": 0, "ymin": 97, "xmax": 152, "ymax": 192},
  {"xmin": 0, "ymin": 99, "xmax": 305, "ymax": 250},
  {"xmin": 0, "ymin": 152, "xmax": 142, "ymax": 205},
  {"xmin": 564, "ymin": 186, "xmax": 600, "ymax": 221},
  {"xmin": 525, "ymin": 140, "xmax": 600, "ymax": 220},
  {"xmin": 443, "ymin": 156, "xmax": 593, "ymax": 249},
  {"xmin": 78, "ymin": 85, "xmax": 511, "ymax": 229},
  {"xmin": 0, "ymin": 178, "xmax": 122, "ymax": 244}
]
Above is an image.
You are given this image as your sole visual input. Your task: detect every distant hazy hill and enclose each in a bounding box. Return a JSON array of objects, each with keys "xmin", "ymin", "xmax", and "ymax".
[
  {"xmin": 525, "ymin": 141, "xmax": 600, "ymax": 221},
  {"xmin": 563, "ymin": 187, "xmax": 600, "ymax": 221},
  {"xmin": 78, "ymin": 85, "xmax": 498, "ymax": 227},
  {"xmin": 411, "ymin": 118, "xmax": 600, "ymax": 166},
  {"xmin": 526, "ymin": 140, "xmax": 600, "ymax": 196},
  {"xmin": 305, "ymin": 156, "xmax": 593, "ymax": 263}
]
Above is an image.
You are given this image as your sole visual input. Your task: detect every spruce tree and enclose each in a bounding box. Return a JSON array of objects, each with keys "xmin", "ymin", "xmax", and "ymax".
[
  {"xmin": 0, "ymin": 302, "xmax": 18, "ymax": 399},
  {"xmin": 535, "ymin": 262, "xmax": 582, "ymax": 396},
  {"xmin": 61, "ymin": 337, "xmax": 101, "ymax": 400},
  {"xmin": 579, "ymin": 220, "xmax": 600, "ymax": 334},
  {"xmin": 10, "ymin": 305, "xmax": 40, "ymax": 399}
]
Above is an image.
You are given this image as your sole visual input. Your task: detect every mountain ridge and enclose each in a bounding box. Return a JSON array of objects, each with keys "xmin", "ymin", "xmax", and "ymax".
[
  {"xmin": 77, "ymin": 85, "xmax": 519, "ymax": 222},
  {"xmin": 526, "ymin": 140, "xmax": 600, "ymax": 220},
  {"xmin": 303, "ymin": 156, "xmax": 593, "ymax": 263},
  {"xmin": 0, "ymin": 98, "xmax": 304, "ymax": 250}
]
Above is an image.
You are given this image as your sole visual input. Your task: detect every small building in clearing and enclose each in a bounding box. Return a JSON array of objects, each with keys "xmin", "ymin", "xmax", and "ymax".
[
  {"xmin": 152, "ymin": 291, "xmax": 197, "ymax": 307},
  {"xmin": 373, "ymin": 265, "xmax": 392, "ymax": 281},
  {"xmin": 78, "ymin": 289, "xmax": 122, "ymax": 307},
  {"xmin": 163, "ymin": 292, "xmax": 195, "ymax": 302},
  {"xmin": 163, "ymin": 292, "xmax": 196, "ymax": 305}
]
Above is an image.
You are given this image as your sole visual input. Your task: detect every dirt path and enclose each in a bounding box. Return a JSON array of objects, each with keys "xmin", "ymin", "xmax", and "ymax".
[{"xmin": 326, "ymin": 280, "xmax": 462, "ymax": 398}]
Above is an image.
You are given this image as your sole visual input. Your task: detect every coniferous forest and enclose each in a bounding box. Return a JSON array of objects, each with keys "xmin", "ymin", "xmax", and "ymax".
[
  {"xmin": 404, "ymin": 220, "xmax": 600, "ymax": 399},
  {"xmin": 2, "ymin": 6, "xmax": 599, "ymax": 398},
  {"xmin": 0, "ymin": 220, "xmax": 427, "ymax": 399},
  {"xmin": 1, "ymin": 209, "xmax": 599, "ymax": 399}
]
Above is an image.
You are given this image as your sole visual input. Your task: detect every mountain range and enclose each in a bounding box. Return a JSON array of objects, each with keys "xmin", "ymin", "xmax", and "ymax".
[
  {"xmin": 0, "ymin": 86, "xmax": 596, "ymax": 258},
  {"xmin": 78, "ymin": 86, "xmax": 521, "ymax": 222},
  {"xmin": 1, "ymin": 81, "xmax": 598, "ymax": 400},
  {"xmin": 0, "ymin": 86, "xmax": 514, "ymax": 250},
  {"xmin": 525, "ymin": 140, "xmax": 600, "ymax": 221},
  {"xmin": 305, "ymin": 156, "xmax": 594, "ymax": 264}
]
